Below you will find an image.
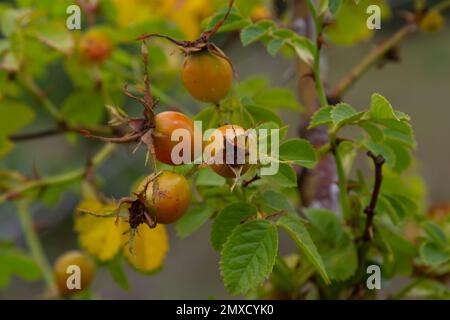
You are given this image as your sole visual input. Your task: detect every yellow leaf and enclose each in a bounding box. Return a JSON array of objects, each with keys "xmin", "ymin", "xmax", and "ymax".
[
  {"xmin": 123, "ymin": 223, "xmax": 169, "ymax": 273},
  {"xmin": 74, "ymin": 200, "xmax": 127, "ymax": 262}
]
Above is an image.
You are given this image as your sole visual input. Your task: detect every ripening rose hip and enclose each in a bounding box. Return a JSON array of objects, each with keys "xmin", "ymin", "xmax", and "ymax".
[
  {"xmin": 207, "ymin": 124, "xmax": 250, "ymax": 178},
  {"xmin": 153, "ymin": 111, "xmax": 198, "ymax": 165},
  {"xmin": 181, "ymin": 50, "xmax": 233, "ymax": 103},
  {"xmin": 137, "ymin": 171, "xmax": 191, "ymax": 224},
  {"xmin": 53, "ymin": 250, "xmax": 95, "ymax": 297},
  {"xmin": 79, "ymin": 30, "xmax": 113, "ymax": 63}
]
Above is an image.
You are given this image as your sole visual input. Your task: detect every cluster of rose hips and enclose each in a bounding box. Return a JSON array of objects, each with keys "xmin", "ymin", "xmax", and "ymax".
[{"xmin": 52, "ymin": 1, "xmax": 248, "ymax": 297}]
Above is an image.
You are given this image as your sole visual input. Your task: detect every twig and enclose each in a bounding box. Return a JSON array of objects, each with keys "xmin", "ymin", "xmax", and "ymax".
[
  {"xmin": 242, "ymin": 174, "xmax": 260, "ymax": 187},
  {"xmin": 0, "ymin": 144, "xmax": 116, "ymax": 204},
  {"xmin": 17, "ymin": 200, "xmax": 54, "ymax": 289},
  {"xmin": 330, "ymin": 23, "xmax": 416, "ymax": 100},
  {"xmin": 361, "ymin": 151, "xmax": 385, "ymax": 242},
  {"xmin": 9, "ymin": 124, "xmax": 115, "ymax": 142}
]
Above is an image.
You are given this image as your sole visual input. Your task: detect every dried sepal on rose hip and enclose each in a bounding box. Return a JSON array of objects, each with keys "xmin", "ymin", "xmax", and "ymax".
[
  {"xmin": 77, "ymin": 170, "xmax": 191, "ymax": 255},
  {"xmin": 53, "ymin": 250, "xmax": 95, "ymax": 297},
  {"xmin": 205, "ymin": 124, "xmax": 250, "ymax": 178},
  {"xmin": 137, "ymin": 0, "xmax": 237, "ymax": 104},
  {"xmin": 80, "ymin": 43, "xmax": 199, "ymax": 166}
]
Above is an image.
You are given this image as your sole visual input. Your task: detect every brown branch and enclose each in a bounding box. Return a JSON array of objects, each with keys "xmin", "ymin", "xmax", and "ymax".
[
  {"xmin": 9, "ymin": 125, "xmax": 116, "ymax": 142},
  {"xmin": 330, "ymin": 23, "xmax": 416, "ymax": 100},
  {"xmin": 361, "ymin": 151, "xmax": 385, "ymax": 242}
]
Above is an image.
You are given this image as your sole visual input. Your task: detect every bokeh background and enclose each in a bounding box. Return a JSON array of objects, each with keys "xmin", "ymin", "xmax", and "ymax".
[{"xmin": 1, "ymin": 0, "xmax": 449, "ymax": 299}]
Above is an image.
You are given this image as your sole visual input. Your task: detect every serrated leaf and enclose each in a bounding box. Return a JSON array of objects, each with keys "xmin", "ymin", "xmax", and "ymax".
[
  {"xmin": 304, "ymin": 208, "xmax": 357, "ymax": 281},
  {"xmin": 359, "ymin": 122, "xmax": 384, "ymax": 142},
  {"xmin": 279, "ymin": 138, "xmax": 317, "ymax": 168},
  {"xmin": 366, "ymin": 93, "xmax": 399, "ymax": 121},
  {"xmin": 331, "ymin": 103, "xmax": 364, "ymax": 127},
  {"xmin": 277, "ymin": 215, "xmax": 330, "ymax": 284},
  {"xmin": 379, "ymin": 120, "xmax": 416, "ymax": 147},
  {"xmin": 385, "ymin": 139, "xmax": 412, "ymax": 172},
  {"xmin": 211, "ymin": 202, "xmax": 257, "ymax": 251},
  {"xmin": 220, "ymin": 220, "xmax": 278, "ymax": 295},
  {"xmin": 176, "ymin": 206, "xmax": 214, "ymax": 239},
  {"xmin": 260, "ymin": 190, "xmax": 296, "ymax": 213},
  {"xmin": 240, "ymin": 24, "xmax": 267, "ymax": 46},
  {"xmin": 308, "ymin": 106, "xmax": 333, "ymax": 129},
  {"xmin": 266, "ymin": 38, "xmax": 284, "ymax": 56},
  {"xmin": 364, "ymin": 141, "xmax": 396, "ymax": 168}
]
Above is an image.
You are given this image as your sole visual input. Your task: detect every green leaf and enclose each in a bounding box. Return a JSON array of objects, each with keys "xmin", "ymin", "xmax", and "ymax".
[
  {"xmin": 364, "ymin": 141, "xmax": 396, "ymax": 168},
  {"xmin": 62, "ymin": 91, "xmax": 105, "ymax": 126},
  {"xmin": 359, "ymin": 122, "xmax": 384, "ymax": 142},
  {"xmin": 289, "ymin": 35, "xmax": 315, "ymax": 65},
  {"xmin": 331, "ymin": 103, "xmax": 364, "ymax": 128},
  {"xmin": 0, "ymin": 100, "xmax": 35, "ymax": 136},
  {"xmin": 206, "ymin": 7, "xmax": 251, "ymax": 33},
  {"xmin": 0, "ymin": 243, "xmax": 42, "ymax": 288},
  {"xmin": 376, "ymin": 223, "xmax": 416, "ymax": 276},
  {"xmin": 211, "ymin": 202, "xmax": 257, "ymax": 251},
  {"xmin": 195, "ymin": 168, "xmax": 226, "ymax": 186},
  {"xmin": 262, "ymin": 163, "xmax": 297, "ymax": 188},
  {"xmin": 277, "ymin": 215, "xmax": 330, "ymax": 283},
  {"xmin": 234, "ymin": 76, "xmax": 269, "ymax": 98},
  {"xmin": 385, "ymin": 139, "xmax": 412, "ymax": 172},
  {"xmin": 379, "ymin": 120, "xmax": 416, "ymax": 147},
  {"xmin": 0, "ymin": 100, "xmax": 35, "ymax": 157},
  {"xmin": 193, "ymin": 106, "xmax": 220, "ymax": 130},
  {"xmin": 220, "ymin": 220, "xmax": 278, "ymax": 295},
  {"xmin": 308, "ymin": 106, "xmax": 333, "ymax": 129},
  {"xmin": 279, "ymin": 138, "xmax": 317, "ymax": 168},
  {"xmin": 378, "ymin": 195, "xmax": 400, "ymax": 225},
  {"xmin": 34, "ymin": 22, "xmax": 74, "ymax": 54},
  {"xmin": 260, "ymin": 190, "xmax": 296, "ymax": 213},
  {"xmin": 240, "ymin": 24, "xmax": 267, "ymax": 46},
  {"xmin": 244, "ymin": 104, "xmax": 282, "ymax": 126},
  {"xmin": 107, "ymin": 255, "xmax": 129, "ymax": 290},
  {"xmin": 304, "ymin": 208, "xmax": 358, "ymax": 281},
  {"xmin": 253, "ymin": 88, "xmax": 302, "ymax": 111},
  {"xmin": 366, "ymin": 93, "xmax": 399, "ymax": 121},
  {"xmin": 421, "ymin": 222, "xmax": 448, "ymax": 247},
  {"xmin": 176, "ymin": 206, "xmax": 214, "ymax": 239},
  {"xmin": 266, "ymin": 38, "xmax": 285, "ymax": 56},
  {"xmin": 420, "ymin": 242, "xmax": 450, "ymax": 266}
]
